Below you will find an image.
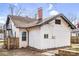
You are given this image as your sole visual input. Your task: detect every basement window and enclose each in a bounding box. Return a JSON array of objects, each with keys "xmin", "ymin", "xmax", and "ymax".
[
  {"xmin": 55, "ymin": 19, "xmax": 61, "ymax": 24},
  {"xmin": 44, "ymin": 34, "xmax": 48, "ymax": 39}
]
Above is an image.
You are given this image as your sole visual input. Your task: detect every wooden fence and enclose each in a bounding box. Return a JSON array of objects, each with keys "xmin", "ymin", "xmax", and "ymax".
[
  {"xmin": 71, "ymin": 36, "xmax": 79, "ymax": 44},
  {"xmin": 4, "ymin": 37, "xmax": 19, "ymax": 50}
]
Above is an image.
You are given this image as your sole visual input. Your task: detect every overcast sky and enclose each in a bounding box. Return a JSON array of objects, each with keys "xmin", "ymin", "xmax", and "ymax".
[{"xmin": 0, "ymin": 3, "xmax": 79, "ymax": 24}]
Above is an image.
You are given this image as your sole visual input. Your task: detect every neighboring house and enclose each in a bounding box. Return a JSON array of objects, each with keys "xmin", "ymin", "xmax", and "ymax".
[
  {"xmin": 0, "ymin": 23, "xmax": 3, "ymax": 30},
  {"xmin": 72, "ymin": 19, "xmax": 79, "ymax": 37},
  {"xmin": 5, "ymin": 8, "xmax": 75, "ymax": 50},
  {"xmin": 0, "ymin": 33, "xmax": 4, "ymax": 40},
  {"xmin": 71, "ymin": 18, "xmax": 79, "ymax": 43},
  {"xmin": 72, "ymin": 28, "xmax": 79, "ymax": 36},
  {"xmin": 0, "ymin": 23, "xmax": 4, "ymax": 40}
]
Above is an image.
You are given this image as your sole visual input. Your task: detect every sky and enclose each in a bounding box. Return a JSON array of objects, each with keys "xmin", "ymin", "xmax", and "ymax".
[{"xmin": 0, "ymin": 3, "xmax": 79, "ymax": 24}]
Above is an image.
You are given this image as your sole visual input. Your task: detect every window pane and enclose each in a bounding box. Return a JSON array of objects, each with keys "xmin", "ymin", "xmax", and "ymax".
[
  {"xmin": 44, "ymin": 34, "xmax": 48, "ymax": 39},
  {"xmin": 55, "ymin": 19, "xmax": 61, "ymax": 24},
  {"xmin": 22, "ymin": 32, "xmax": 26, "ymax": 41}
]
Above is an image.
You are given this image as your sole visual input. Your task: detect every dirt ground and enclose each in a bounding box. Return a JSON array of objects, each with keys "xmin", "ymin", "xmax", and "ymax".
[
  {"xmin": 0, "ymin": 47, "xmax": 58, "ymax": 56},
  {"xmin": 0, "ymin": 46, "xmax": 70, "ymax": 56}
]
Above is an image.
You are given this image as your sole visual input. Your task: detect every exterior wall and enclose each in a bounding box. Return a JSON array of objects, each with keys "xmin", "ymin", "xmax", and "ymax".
[
  {"xmin": 6, "ymin": 19, "xmax": 18, "ymax": 37},
  {"xmin": 6, "ymin": 16, "xmax": 72, "ymax": 49},
  {"xmin": 53, "ymin": 25, "xmax": 70, "ymax": 48},
  {"xmin": 6, "ymin": 19, "xmax": 29, "ymax": 48},
  {"xmin": 19, "ymin": 29, "xmax": 28, "ymax": 48},
  {"xmin": 10, "ymin": 20, "xmax": 19, "ymax": 37},
  {"xmin": 40, "ymin": 16, "xmax": 71, "ymax": 49},
  {"xmin": 40, "ymin": 24, "xmax": 55, "ymax": 49},
  {"xmin": 29, "ymin": 27, "xmax": 41, "ymax": 49},
  {"xmin": 6, "ymin": 19, "xmax": 21, "ymax": 47}
]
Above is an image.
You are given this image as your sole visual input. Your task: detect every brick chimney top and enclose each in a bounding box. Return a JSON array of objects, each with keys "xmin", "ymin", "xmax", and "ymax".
[{"xmin": 37, "ymin": 7, "xmax": 43, "ymax": 23}]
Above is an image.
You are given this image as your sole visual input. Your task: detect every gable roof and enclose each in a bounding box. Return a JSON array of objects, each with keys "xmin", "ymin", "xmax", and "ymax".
[
  {"xmin": 37, "ymin": 14, "xmax": 76, "ymax": 29},
  {"xmin": 6, "ymin": 15, "xmax": 37, "ymax": 28},
  {"xmin": 6, "ymin": 14, "xmax": 76, "ymax": 29}
]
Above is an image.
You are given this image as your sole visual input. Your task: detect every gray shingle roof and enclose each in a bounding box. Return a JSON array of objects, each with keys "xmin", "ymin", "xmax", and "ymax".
[
  {"xmin": 6, "ymin": 14, "xmax": 76, "ymax": 29},
  {"xmin": 7, "ymin": 15, "xmax": 37, "ymax": 28},
  {"xmin": 37, "ymin": 14, "xmax": 76, "ymax": 29}
]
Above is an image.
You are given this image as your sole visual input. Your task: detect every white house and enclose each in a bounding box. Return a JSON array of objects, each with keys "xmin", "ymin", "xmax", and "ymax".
[
  {"xmin": 5, "ymin": 8, "xmax": 76, "ymax": 50},
  {"xmin": 0, "ymin": 23, "xmax": 4, "ymax": 40}
]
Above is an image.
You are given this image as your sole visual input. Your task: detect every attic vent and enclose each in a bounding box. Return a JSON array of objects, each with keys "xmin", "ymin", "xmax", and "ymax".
[{"xmin": 55, "ymin": 19, "xmax": 61, "ymax": 24}]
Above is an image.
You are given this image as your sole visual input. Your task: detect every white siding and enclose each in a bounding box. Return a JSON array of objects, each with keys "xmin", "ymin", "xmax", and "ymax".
[
  {"xmin": 7, "ymin": 16, "xmax": 72, "ymax": 49},
  {"xmin": 7, "ymin": 19, "xmax": 18, "ymax": 37},
  {"xmin": 39, "ymin": 16, "xmax": 71, "ymax": 49},
  {"xmin": 53, "ymin": 25, "xmax": 70, "ymax": 48},
  {"xmin": 9, "ymin": 20, "xmax": 28, "ymax": 48},
  {"xmin": 10, "ymin": 20, "xmax": 18, "ymax": 37},
  {"xmin": 40, "ymin": 24, "xmax": 55, "ymax": 49},
  {"xmin": 6, "ymin": 19, "xmax": 21, "ymax": 47},
  {"xmin": 29, "ymin": 27, "xmax": 41, "ymax": 49}
]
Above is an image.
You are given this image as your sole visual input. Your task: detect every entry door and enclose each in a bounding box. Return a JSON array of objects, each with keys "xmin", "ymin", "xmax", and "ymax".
[{"xmin": 20, "ymin": 32, "xmax": 28, "ymax": 48}]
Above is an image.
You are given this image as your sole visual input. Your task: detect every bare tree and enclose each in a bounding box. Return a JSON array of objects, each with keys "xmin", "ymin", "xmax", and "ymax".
[
  {"xmin": 68, "ymin": 13, "xmax": 77, "ymax": 22},
  {"xmin": 9, "ymin": 4, "xmax": 23, "ymax": 16},
  {"xmin": 9, "ymin": 4, "xmax": 15, "ymax": 15},
  {"xmin": 68, "ymin": 13, "xmax": 79, "ymax": 28},
  {"xmin": 8, "ymin": 4, "xmax": 36, "ymax": 18}
]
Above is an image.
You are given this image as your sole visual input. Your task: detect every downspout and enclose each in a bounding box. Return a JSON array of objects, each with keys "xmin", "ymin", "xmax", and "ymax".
[{"xmin": 26, "ymin": 29, "xmax": 29, "ymax": 46}]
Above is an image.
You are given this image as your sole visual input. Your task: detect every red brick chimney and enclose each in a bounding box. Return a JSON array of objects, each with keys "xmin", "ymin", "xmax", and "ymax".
[{"xmin": 37, "ymin": 7, "xmax": 43, "ymax": 23}]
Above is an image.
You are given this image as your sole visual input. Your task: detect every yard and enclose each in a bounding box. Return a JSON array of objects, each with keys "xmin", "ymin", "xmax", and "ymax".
[
  {"xmin": 0, "ymin": 48, "xmax": 43, "ymax": 56},
  {"xmin": 0, "ymin": 37, "xmax": 79, "ymax": 56},
  {"xmin": 0, "ymin": 40, "xmax": 58, "ymax": 56},
  {"xmin": 0, "ymin": 40, "xmax": 4, "ymax": 48},
  {"xmin": 0, "ymin": 40, "xmax": 76, "ymax": 56},
  {"xmin": 0, "ymin": 44, "xmax": 79, "ymax": 56},
  {"xmin": 0, "ymin": 47, "xmax": 59, "ymax": 56},
  {"xmin": 56, "ymin": 44, "xmax": 79, "ymax": 56}
]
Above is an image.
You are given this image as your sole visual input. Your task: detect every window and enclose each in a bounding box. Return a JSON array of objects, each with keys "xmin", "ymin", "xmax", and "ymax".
[
  {"xmin": 44, "ymin": 34, "xmax": 48, "ymax": 39},
  {"xmin": 22, "ymin": 32, "xmax": 26, "ymax": 41},
  {"xmin": 55, "ymin": 19, "xmax": 61, "ymax": 24}
]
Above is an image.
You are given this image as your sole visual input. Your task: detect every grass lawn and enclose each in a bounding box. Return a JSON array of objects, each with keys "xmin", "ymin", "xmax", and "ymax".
[
  {"xmin": 70, "ymin": 44, "xmax": 79, "ymax": 51},
  {"xmin": 0, "ymin": 51, "xmax": 14, "ymax": 56},
  {"xmin": 70, "ymin": 48, "xmax": 79, "ymax": 51},
  {"xmin": 0, "ymin": 41, "xmax": 4, "ymax": 43},
  {"xmin": 0, "ymin": 41, "xmax": 4, "ymax": 45}
]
